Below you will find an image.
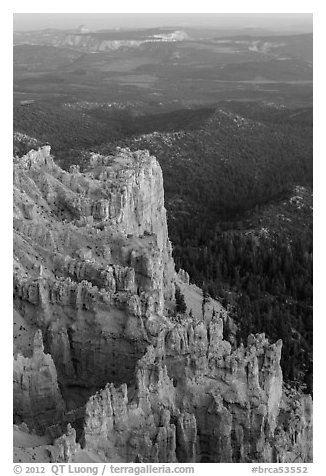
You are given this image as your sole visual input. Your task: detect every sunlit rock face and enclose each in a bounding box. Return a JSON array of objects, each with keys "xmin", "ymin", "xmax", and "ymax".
[
  {"xmin": 52, "ymin": 30, "xmax": 189, "ymax": 52},
  {"xmin": 13, "ymin": 145, "xmax": 312, "ymax": 462},
  {"xmin": 13, "ymin": 330, "xmax": 65, "ymax": 432},
  {"xmin": 82, "ymin": 319, "xmax": 288, "ymax": 463},
  {"xmin": 13, "ymin": 146, "xmax": 175, "ymax": 411}
]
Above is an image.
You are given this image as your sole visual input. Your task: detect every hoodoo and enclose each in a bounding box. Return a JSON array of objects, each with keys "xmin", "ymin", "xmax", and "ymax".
[{"xmin": 13, "ymin": 145, "xmax": 312, "ymax": 463}]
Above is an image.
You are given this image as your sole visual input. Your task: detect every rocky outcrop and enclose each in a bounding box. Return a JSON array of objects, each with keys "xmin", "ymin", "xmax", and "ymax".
[
  {"xmin": 14, "ymin": 145, "xmax": 53, "ymax": 169},
  {"xmin": 13, "ymin": 144, "xmax": 312, "ymax": 463},
  {"xmin": 81, "ymin": 317, "xmax": 287, "ymax": 463},
  {"xmin": 13, "ymin": 330, "xmax": 65, "ymax": 432},
  {"xmin": 176, "ymin": 413, "xmax": 197, "ymax": 462},
  {"xmin": 270, "ymin": 389, "xmax": 313, "ymax": 463},
  {"xmin": 48, "ymin": 424, "xmax": 80, "ymax": 462},
  {"xmin": 14, "ymin": 146, "xmax": 174, "ymax": 300},
  {"xmin": 83, "ymin": 356, "xmax": 187, "ymax": 463},
  {"xmin": 52, "ymin": 254, "xmax": 136, "ymax": 293},
  {"xmin": 14, "ymin": 146, "xmax": 176, "ymax": 399},
  {"xmin": 52, "ymin": 30, "xmax": 189, "ymax": 52},
  {"xmin": 177, "ymin": 268, "xmax": 190, "ymax": 285}
]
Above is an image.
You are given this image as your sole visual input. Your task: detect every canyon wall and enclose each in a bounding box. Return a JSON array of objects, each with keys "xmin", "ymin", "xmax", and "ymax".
[
  {"xmin": 13, "ymin": 329, "xmax": 65, "ymax": 432},
  {"xmin": 14, "ymin": 146, "xmax": 175, "ymax": 405},
  {"xmin": 52, "ymin": 30, "xmax": 189, "ymax": 51},
  {"xmin": 13, "ymin": 145, "xmax": 312, "ymax": 463},
  {"xmin": 82, "ymin": 319, "xmax": 286, "ymax": 463}
]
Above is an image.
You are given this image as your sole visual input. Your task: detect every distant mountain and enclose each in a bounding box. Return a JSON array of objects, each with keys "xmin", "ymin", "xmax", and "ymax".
[
  {"xmin": 13, "ymin": 27, "xmax": 190, "ymax": 51},
  {"xmin": 213, "ymin": 33, "xmax": 313, "ymax": 62}
]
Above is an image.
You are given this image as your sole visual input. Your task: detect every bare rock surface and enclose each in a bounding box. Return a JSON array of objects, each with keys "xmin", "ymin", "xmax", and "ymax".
[
  {"xmin": 13, "ymin": 330, "xmax": 65, "ymax": 432},
  {"xmin": 13, "ymin": 145, "xmax": 312, "ymax": 463},
  {"xmin": 48, "ymin": 424, "xmax": 81, "ymax": 462},
  {"xmin": 82, "ymin": 320, "xmax": 285, "ymax": 463},
  {"xmin": 14, "ymin": 146, "xmax": 175, "ymax": 402}
]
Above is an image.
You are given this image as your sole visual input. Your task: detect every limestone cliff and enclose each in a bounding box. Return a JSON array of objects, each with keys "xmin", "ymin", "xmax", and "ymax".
[
  {"xmin": 52, "ymin": 30, "xmax": 189, "ymax": 52},
  {"xmin": 13, "ymin": 144, "xmax": 312, "ymax": 463},
  {"xmin": 13, "ymin": 330, "xmax": 65, "ymax": 431},
  {"xmin": 14, "ymin": 145, "xmax": 175, "ymax": 401},
  {"xmin": 48, "ymin": 424, "xmax": 81, "ymax": 462},
  {"xmin": 82, "ymin": 318, "xmax": 286, "ymax": 463}
]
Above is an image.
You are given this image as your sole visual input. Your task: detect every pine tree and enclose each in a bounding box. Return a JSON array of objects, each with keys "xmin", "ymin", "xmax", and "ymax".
[{"xmin": 175, "ymin": 288, "xmax": 187, "ymax": 314}]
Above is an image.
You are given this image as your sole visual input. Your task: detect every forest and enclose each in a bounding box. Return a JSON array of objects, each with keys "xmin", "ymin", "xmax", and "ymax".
[
  {"xmin": 13, "ymin": 100, "xmax": 313, "ymax": 392},
  {"xmin": 110, "ymin": 102, "xmax": 313, "ymax": 393}
]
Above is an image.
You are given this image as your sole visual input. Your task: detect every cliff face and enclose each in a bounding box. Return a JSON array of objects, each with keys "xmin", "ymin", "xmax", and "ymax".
[
  {"xmin": 51, "ymin": 30, "xmax": 189, "ymax": 52},
  {"xmin": 13, "ymin": 145, "xmax": 312, "ymax": 462},
  {"xmin": 82, "ymin": 319, "xmax": 285, "ymax": 463},
  {"xmin": 13, "ymin": 330, "xmax": 65, "ymax": 432},
  {"xmin": 14, "ymin": 146, "xmax": 175, "ymax": 411}
]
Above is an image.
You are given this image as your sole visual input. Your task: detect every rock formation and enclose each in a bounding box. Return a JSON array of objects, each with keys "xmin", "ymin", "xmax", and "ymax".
[
  {"xmin": 13, "ymin": 330, "xmax": 65, "ymax": 432},
  {"xmin": 81, "ymin": 320, "xmax": 285, "ymax": 463},
  {"xmin": 14, "ymin": 146, "xmax": 174, "ymax": 396},
  {"xmin": 48, "ymin": 424, "xmax": 81, "ymax": 462},
  {"xmin": 13, "ymin": 144, "xmax": 312, "ymax": 463},
  {"xmin": 51, "ymin": 30, "xmax": 189, "ymax": 52}
]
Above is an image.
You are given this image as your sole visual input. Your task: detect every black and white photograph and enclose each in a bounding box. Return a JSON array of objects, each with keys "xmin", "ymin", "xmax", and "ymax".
[{"xmin": 10, "ymin": 4, "xmax": 315, "ymax": 471}]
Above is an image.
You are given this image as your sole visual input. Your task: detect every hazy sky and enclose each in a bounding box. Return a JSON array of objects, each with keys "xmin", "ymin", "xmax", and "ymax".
[{"xmin": 13, "ymin": 13, "xmax": 312, "ymax": 32}]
